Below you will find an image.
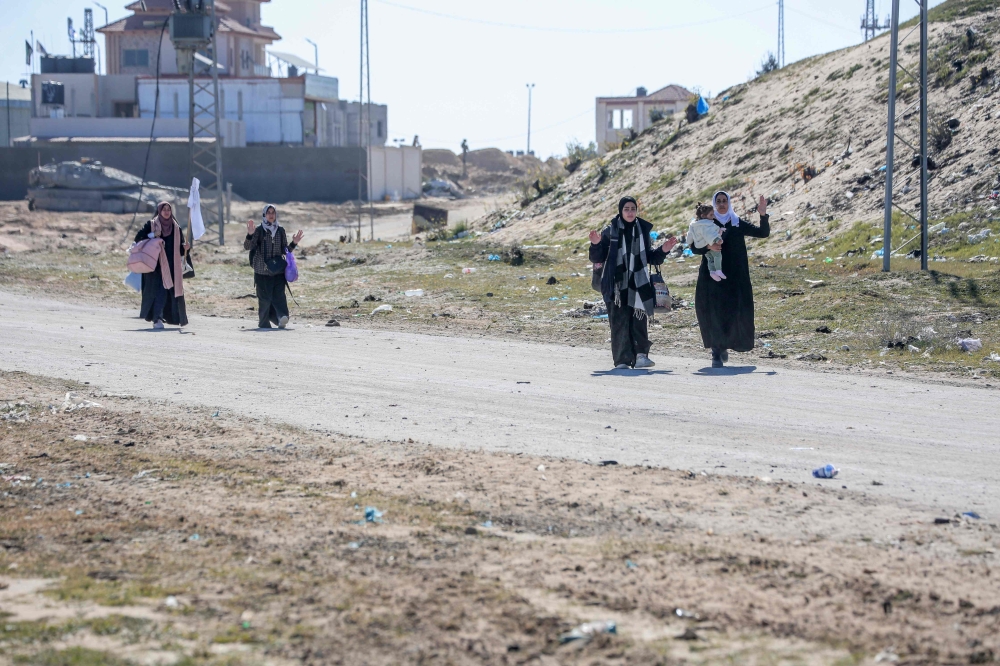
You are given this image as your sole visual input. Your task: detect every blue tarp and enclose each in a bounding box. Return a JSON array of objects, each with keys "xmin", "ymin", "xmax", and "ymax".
[{"xmin": 696, "ymin": 96, "xmax": 710, "ymax": 115}]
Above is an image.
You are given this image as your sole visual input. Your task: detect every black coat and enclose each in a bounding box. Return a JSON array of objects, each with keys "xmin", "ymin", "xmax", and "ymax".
[
  {"xmin": 588, "ymin": 216, "xmax": 666, "ymax": 307},
  {"xmin": 692, "ymin": 214, "xmax": 769, "ymax": 351}
]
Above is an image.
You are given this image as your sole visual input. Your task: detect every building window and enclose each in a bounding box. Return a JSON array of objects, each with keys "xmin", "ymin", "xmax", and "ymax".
[
  {"xmin": 123, "ymin": 49, "xmax": 149, "ymax": 68},
  {"xmin": 609, "ymin": 108, "xmax": 633, "ymax": 130},
  {"xmin": 622, "ymin": 109, "xmax": 633, "ymax": 129},
  {"xmin": 377, "ymin": 120, "xmax": 383, "ymax": 138},
  {"xmin": 113, "ymin": 102, "xmax": 137, "ymax": 118}
]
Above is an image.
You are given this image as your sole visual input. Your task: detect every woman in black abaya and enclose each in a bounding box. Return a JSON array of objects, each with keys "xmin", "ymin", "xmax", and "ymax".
[{"xmin": 692, "ymin": 191, "xmax": 769, "ymax": 367}]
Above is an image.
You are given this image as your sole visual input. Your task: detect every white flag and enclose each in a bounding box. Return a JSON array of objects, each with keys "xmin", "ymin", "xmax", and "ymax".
[{"xmin": 187, "ymin": 177, "xmax": 205, "ymax": 240}]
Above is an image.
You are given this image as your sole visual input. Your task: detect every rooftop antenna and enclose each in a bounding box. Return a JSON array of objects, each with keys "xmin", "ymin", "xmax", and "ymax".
[
  {"xmin": 777, "ymin": 0, "xmax": 785, "ymax": 68},
  {"xmin": 67, "ymin": 18, "xmax": 76, "ymax": 58}
]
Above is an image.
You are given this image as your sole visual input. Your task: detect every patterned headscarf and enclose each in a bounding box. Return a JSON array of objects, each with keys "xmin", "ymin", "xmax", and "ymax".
[{"xmin": 262, "ymin": 204, "xmax": 278, "ymax": 238}]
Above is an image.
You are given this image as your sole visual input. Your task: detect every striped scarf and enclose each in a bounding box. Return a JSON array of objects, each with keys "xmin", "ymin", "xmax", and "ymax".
[{"xmin": 611, "ymin": 216, "xmax": 655, "ymax": 319}]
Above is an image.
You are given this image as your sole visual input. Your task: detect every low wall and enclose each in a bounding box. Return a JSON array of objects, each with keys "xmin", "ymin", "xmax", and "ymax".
[{"xmin": 0, "ymin": 144, "xmax": 367, "ymax": 203}]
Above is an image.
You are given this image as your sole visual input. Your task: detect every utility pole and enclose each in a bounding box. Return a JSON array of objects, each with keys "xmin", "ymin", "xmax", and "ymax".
[
  {"xmin": 357, "ymin": 0, "xmax": 373, "ymax": 242},
  {"xmin": 777, "ymin": 0, "xmax": 785, "ymax": 68},
  {"xmin": 526, "ymin": 83, "xmax": 534, "ymax": 155},
  {"xmin": 861, "ymin": 0, "xmax": 890, "ymax": 42},
  {"xmin": 171, "ymin": 0, "xmax": 226, "ymax": 245},
  {"xmin": 881, "ymin": 0, "xmax": 929, "ymax": 272},
  {"xmin": 305, "ymin": 38, "xmax": 318, "ymax": 74}
]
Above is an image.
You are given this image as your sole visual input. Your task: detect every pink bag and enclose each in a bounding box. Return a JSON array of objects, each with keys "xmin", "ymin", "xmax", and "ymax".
[{"xmin": 128, "ymin": 238, "xmax": 163, "ymax": 274}]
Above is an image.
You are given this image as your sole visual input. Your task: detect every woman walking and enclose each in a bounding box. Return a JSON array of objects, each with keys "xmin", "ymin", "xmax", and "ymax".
[
  {"xmin": 691, "ymin": 191, "xmax": 770, "ymax": 367},
  {"xmin": 134, "ymin": 202, "xmax": 188, "ymax": 329},
  {"xmin": 245, "ymin": 204, "xmax": 303, "ymax": 329},
  {"xmin": 589, "ymin": 196, "xmax": 678, "ymax": 369}
]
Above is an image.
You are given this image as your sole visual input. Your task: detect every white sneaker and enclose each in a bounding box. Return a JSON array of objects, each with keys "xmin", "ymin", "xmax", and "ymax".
[
  {"xmin": 153, "ymin": 320, "xmax": 164, "ymax": 330},
  {"xmin": 278, "ymin": 315, "xmax": 289, "ymax": 329},
  {"xmin": 614, "ymin": 363, "xmax": 629, "ymax": 369},
  {"xmin": 634, "ymin": 353, "xmax": 655, "ymax": 368}
]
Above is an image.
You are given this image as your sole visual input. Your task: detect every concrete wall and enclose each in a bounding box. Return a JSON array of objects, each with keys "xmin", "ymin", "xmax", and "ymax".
[
  {"xmin": 368, "ymin": 146, "xmax": 422, "ymax": 201},
  {"xmin": 32, "ymin": 74, "xmax": 100, "ymax": 118},
  {"xmin": 0, "ymin": 145, "xmax": 365, "ymax": 203},
  {"xmin": 1, "ymin": 103, "xmax": 31, "ymax": 147}
]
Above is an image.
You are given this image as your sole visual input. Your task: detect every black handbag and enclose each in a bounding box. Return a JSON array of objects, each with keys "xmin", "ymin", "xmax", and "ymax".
[
  {"xmin": 249, "ymin": 228, "xmax": 288, "ymax": 275},
  {"xmin": 182, "ymin": 248, "xmax": 195, "ymax": 279}
]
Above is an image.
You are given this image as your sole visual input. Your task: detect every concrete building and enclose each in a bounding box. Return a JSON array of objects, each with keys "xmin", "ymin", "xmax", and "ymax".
[
  {"xmin": 1, "ymin": 83, "xmax": 32, "ymax": 147},
  {"xmin": 595, "ymin": 84, "xmax": 692, "ymax": 154},
  {"xmin": 26, "ymin": 0, "xmax": 389, "ymax": 149}
]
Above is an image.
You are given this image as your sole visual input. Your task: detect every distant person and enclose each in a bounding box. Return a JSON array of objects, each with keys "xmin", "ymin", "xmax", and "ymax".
[
  {"xmin": 690, "ymin": 191, "xmax": 770, "ymax": 368},
  {"xmin": 244, "ymin": 205, "xmax": 304, "ymax": 330},
  {"xmin": 589, "ymin": 196, "xmax": 678, "ymax": 369},
  {"xmin": 688, "ymin": 202, "xmax": 725, "ymax": 281},
  {"xmin": 134, "ymin": 202, "xmax": 188, "ymax": 330},
  {"xmin": 412, "ymin": 135, "xmax": 421, "ymax": 148}
]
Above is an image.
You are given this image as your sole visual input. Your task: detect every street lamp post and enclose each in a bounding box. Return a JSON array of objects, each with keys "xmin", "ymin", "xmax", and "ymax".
[
  {"xmin": 526, "ymin": 83, "xmax": 534, "ymax": 156},
  {"xmin": 305, "ymin": 38, "xmax": 318, "ymax": 74}
]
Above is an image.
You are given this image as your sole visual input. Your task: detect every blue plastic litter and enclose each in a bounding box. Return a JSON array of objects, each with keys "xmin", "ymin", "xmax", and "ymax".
[
  {"xmin": 812, "ymin": 464, "xmax": 839, "ymax": 479},
  {"xmin": 593, "ymin": 314, "xmax": 609, "ymax": 320},
  {"xmin": 549, "ymin": 297, "xmax": 560, "ymax": 301},
  {"xmin": 487, "ymin": 254, "xmax": 501, "ymax": 261},
  {"xmin": 365, "ymin": 506, "xmax": 384, "ymax": 523},
  {"xmin": 480, "ymin": 520, "xmax": 493, "ymax": 528},
  {"xmin": 189, "ymin": 533, "xmax": 200, "ymax": 541},
  {"xmin": 626, "ymin": 560, "xmax": 638, "ymax": 569},
  {"xmin": 874, "ymin": 248, "xmax": 884, "ymax": 257},
  {"xmin": 696, "ymin": 96, "xmax": 710, "ymax": 115},
  {"xmin": 877, "ymin": 165, "xmax": 887, "ymax": 172},
  {"xmin": 650, "ymin": 231, "xmax": 659, "ymax": 241},
  {"xmin": 962, "ymin": 511, "xmax": 982, "ymax": 520},
  {"xmin": 683, "ymin": 248, "xmax": 694, "ymax": 257}
]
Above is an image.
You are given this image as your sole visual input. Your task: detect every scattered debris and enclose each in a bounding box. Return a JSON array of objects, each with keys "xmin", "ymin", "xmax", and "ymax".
[
  {"xmin": 365, "ymin": 506, "xmax": 384, "ymax": 523},
  {"xmin": 546, "ymin": 276, "xmax": 559, "ymax": 285},
  {"xmin": 371, "ymin": 304, "xmax": 393, "ymax": 315},
  {"xmin": 325, "ymin": 319, "xmax": 341, "ymax": 327},
  {"xmin": 956, "ymin": 338, "xmax": 982, "ymax": 353},
  {"xmin": 813, "ymin": 464, "xmax": 839, "ymax": 479},
  {"xmin": 62, "ymin": 392, "xmax": 102, "ymax": 412},
  {"xmin": 559, "ymin": 620, "xmax": 617, "ymax": 644}
]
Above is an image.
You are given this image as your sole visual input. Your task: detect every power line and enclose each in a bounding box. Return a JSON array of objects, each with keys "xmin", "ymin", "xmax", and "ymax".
[
  {"xmin": 372, "ymin": 0, "xmax": 774, "ymax": 34},
  {"xmin": 785, "ymin": 6, "xmax": 858, "ymax": 36}
]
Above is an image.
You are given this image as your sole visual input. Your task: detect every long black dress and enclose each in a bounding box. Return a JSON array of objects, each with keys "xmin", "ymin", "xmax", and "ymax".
[
  {"xmin": 134, "ymin": 221, "xmax": 188, "ymax": 326},
  {"xmin": 692, "ymin": 214, "xmax": 769, "ymax": 352}
]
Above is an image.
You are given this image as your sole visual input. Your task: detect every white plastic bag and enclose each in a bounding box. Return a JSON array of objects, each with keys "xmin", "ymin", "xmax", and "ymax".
[{"xmin": 124, "ymin": 271, "xmax": 142, "ymax": 292}]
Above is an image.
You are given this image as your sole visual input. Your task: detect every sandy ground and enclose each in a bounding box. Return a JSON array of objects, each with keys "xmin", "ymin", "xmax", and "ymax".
[
  {"xmin": 0, "ymin": 370, "xmax": 997, "ymax": 665},
  {"xmin": 2, "ymin": 290, "xmax": 998, "ymax": 521}
]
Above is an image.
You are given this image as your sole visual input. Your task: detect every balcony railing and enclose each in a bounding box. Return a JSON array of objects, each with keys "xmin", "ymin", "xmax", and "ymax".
[{"xmin": 253, "ymin": 63, "xmax": 271, "ymax": 78}]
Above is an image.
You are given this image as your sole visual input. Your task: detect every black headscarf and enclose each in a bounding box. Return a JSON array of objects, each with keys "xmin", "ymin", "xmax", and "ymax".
[{"xmin": 617, "ymin": 196, "xmax": 638, "ymax": 218}]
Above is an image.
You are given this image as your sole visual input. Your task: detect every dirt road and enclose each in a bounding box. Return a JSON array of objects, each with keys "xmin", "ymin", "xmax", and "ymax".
[{"xmin": 1, "ymin": 290, "xmax": 996, "ymax": 518}]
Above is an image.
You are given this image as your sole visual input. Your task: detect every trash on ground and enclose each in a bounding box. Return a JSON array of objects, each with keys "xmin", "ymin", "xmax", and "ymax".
[
  {"xmin": 812, "ymin": 464, "xmax": 839, "ymax": 479},
  {"xmin": 462, "ymin": 267, "xmax": 476, "ymax": 274},
  {"xmin": 559, "ymin": 620, "xmax": 617, "ymax": 644},
  {"xmin": 189, "ymin": 533, "xmax": 200, "ymax": 541},
  {"xmin": 480, "ymin": 520, "xmax": 493, "ymax": 528},
  {"xmin": 347, "ymin": 541, "xmax": 360, "ymax": 549},
  {"xmin": 487, "ymin": 254, "xmax": 501, "ymax": 261},
  {"xmin": 546, "ymin": 276, "xmax": 559, "ymax": 285},
  {"xmin": 598, "ymin": 460, "xmax": 618, "ymax": 466},
  {"xmin": 674, "ymin": 608, "xmax": 699, "ymax": 619},
  {"xmin": 63, "ymin": 392, "xmax": 101, "ymax": 412},
  {"xmin": 956, "ymin": 338, "xmax": 982, "ymax": 352},
  {"xmin": 365, "ymin": 506, "xmax": 384, "ymax": 523},
  {"xmin": 593, "ymin": 314, "xmax": 609, "ymax": 320},
  {"xmin": 934, "ymin": 517, "xmax": 951, "ymax": 525},
  {"xmin": 404, "ymin": 289, "xmax": 424, "ymax": 297},
  {"xmin": 537, "ymin": 464, "xmax": 545, "ymax": 472},
  {"xmin": 165, "ymin": 596, "xmax": 180, "ymax": 608},
  {"xmin": 874, "ymin": 648, "xmax": 899, "ymax": 663},
  {"xmin": 371, "ymin": 304, "xmax": 393, "ymax": 315},
  {"xmin": 72, "ymin": 435, "xmax": 88, "ymax": 442},
  {"xmin": 676, "ymin": 628, "xmax": 700, "ymax": 641},
  {"xmin": 962, "ymin": 511, "xmax": 982, "ymax": 520},
  {"xmin": 625, "ymin": 560, "xmax": 638, "ymax": 569},
  {"xmin": 325, "ymin": 319, "xmax": 340, "ymax": 327}
]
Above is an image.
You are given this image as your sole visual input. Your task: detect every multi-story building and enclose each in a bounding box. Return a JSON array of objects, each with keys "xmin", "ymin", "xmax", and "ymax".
[{"xmin": 26, "ymin": 0, "xmax": 387, "ymax": 148}]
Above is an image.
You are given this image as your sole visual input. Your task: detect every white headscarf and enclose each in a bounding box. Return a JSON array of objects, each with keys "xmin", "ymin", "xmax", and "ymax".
[
  {"xmin": 261, "ymin": 204, "xmax": 278, "ymax": 238},
  {"xmin": 713, "ymin": 191, "xmax": 740, "ymax": 227}
]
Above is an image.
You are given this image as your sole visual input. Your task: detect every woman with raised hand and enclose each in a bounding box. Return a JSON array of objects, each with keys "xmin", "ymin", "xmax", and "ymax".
[
  {"xmin": 691, "ymin": 191, "xmax": 770, "ymax": 368},
  {"xmin": 134, "ymin": 202, "xmax": 189, "ymax": 329},
  {"xmin": 588, "ymin": 196, "xmax": 678, "ymax": 369},
  {"xmin": 244, "ymin": 204, "xmax": 303, "ymax": 329}
]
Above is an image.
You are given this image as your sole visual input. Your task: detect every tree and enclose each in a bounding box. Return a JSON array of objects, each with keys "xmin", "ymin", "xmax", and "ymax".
[{"xmin": 756, "ymin": 52, "xmax": 779, "ymax": 78}]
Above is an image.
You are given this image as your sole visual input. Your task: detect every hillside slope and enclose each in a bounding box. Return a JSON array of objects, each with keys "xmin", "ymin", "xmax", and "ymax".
[{"xmin": 479, "ymin": 0, "xmax": 1000, "ymax": 258}]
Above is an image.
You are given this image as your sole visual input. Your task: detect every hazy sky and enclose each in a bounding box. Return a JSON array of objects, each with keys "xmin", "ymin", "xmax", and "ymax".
[{"xmin": 2, "ymin": 0, "xmax": 944, "ymax": 157}]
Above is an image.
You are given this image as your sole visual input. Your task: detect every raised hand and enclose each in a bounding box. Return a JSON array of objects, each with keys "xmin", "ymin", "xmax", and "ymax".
[
  {"xmin": 758, "ymin": 195, "xmax": 767, "ymax": 217},
  {"xmin": 660, "ymin": 235, "xmax": 678, "ymax": 253},
  {"xmin": 246, "ymin": 219, "xmax": 256, "ymax": 236},
  {"xmin": 589, "ymin": 229, "xmax": 601, "ymax": 244},
  {"xmin": 292, "ymin": 230, "xmax": 304, "ymax": 245}
]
